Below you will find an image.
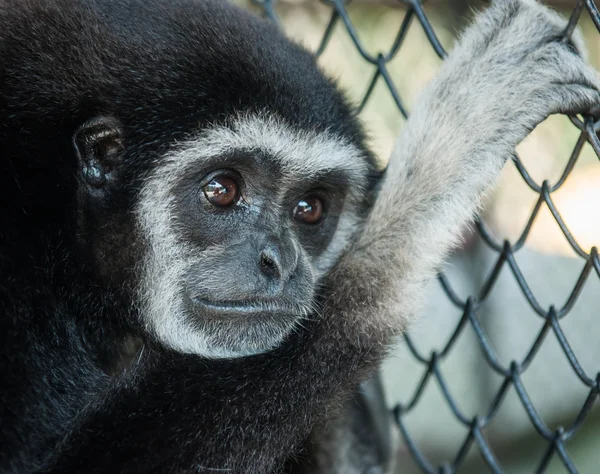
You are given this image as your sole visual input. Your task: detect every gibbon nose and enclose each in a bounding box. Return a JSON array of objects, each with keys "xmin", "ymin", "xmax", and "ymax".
[{"xmin": 259, "ymin": 245, "xmax": 283, "ymax": 280}]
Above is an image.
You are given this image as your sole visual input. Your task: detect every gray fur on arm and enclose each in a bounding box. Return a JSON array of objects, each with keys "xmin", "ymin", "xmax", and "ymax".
[{"xmin": 329, "ymin": 0, "xmax": 600, "ymax": 336}]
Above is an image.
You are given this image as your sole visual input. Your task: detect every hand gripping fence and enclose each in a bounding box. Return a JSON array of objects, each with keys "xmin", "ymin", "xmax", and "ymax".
[{"xmin": 249, "ymin": 1, "xmax": 600, "ymax": 472}]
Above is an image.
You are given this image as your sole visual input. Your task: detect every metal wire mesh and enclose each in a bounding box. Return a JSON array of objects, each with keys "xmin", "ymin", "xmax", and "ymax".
[{"xmin": 249, "ymin": 0, "xmax": 600, "ymax": 472}]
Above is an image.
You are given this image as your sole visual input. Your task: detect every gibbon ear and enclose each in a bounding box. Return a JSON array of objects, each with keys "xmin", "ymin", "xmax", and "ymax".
[{"xmin": 73, "ymin": 116, "xmax": 124, "ymax": 189}]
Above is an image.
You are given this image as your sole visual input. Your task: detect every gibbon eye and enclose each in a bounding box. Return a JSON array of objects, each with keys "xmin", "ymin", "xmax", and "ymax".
[
  {"xmin": 203, "ymin": 175, "xmax": 239, "ymax": 207},
  {"xmin": 294, "ymin": 196, "xmax": 324, "ymax": 224}
]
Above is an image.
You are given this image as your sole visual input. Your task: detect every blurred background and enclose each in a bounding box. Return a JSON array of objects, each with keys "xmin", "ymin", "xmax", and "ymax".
[{"xmin": 235, "ymin": 1, "xmax": 600, "ymax": 472}]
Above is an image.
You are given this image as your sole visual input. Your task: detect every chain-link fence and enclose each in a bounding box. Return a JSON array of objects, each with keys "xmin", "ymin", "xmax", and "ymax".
[{"xmin": 245, "ymin": 0, "xmax": 600, "ymax": 472}]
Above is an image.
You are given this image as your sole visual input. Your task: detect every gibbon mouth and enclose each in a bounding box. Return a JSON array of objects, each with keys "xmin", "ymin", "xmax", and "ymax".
[{"xmin": 190, "ymin": 297, "xmax": 306, "ymax": 317}]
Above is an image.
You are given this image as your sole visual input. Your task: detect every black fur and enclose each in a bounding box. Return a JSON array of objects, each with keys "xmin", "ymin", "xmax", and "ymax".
[
  {"xmin": 4, "ymin": 0, "xmax": 583, "ymax": 471},
  {"xmin": 0, "ymin": 0, "xmax": 384, "ymax": 473}
]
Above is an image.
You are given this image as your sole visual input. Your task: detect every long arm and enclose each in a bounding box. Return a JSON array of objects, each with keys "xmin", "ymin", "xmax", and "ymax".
[{"xmin": 43, "ymin": 2, "xmax": 600, "ymax": 473}]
